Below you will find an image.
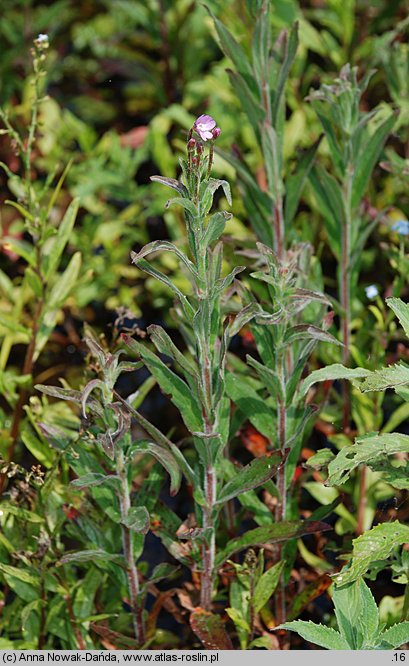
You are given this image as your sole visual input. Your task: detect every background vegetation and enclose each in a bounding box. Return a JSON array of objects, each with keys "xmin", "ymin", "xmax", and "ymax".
[{"xmin": 0, "ymin": 0, "xmax": 409, "ymax": 650}]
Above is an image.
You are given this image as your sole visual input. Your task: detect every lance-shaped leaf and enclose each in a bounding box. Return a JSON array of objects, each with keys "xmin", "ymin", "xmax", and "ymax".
[
  {"xmin": 190, "ymin": 609, "xmax": 234, "ymax": 650},
  {"xmin": 387, "ymin": 297, "xmax": 409, "ymax": 338},
  {"xmin": 215, "ymin": 520, "xmax": 330, "ymax": 567},
  {"xmin": 165, "ymin": 196, "xmax": 198, "ymax": 220},
  {"xmin": 360, "ymin": 362, "xmax": 409, "ymax": 392},
  {"xmin": 59, "ymin": 550, "xmax": 123, "ymax": 565},
  {"xmin": 216, "ymin": 454, "xmax": 281, "ymax": 505},
  {"xmin": 334, "ymin": 521, "xmax": 409, "ymax": 587},
  {"xmin": 271, "ymin": 22, "xmax": 299, "ymax": 127},
  {"xmin": 133, "ymin": 440, "xmax": 181, "ymax": 496},
  {"xmin": 42, "ymin": 198, "xmax": 79, "ymax": 280},
  {"xmin": 131, "ymin": 240, "xmax": 197, "ymax": 279},
  {"xmin": 207, "ymin": 6, "xmax": 255, "ymax": 87},
  {"xmin": 81, "ymin": 379, "xmax": 106, "ymax": 416},
  {"xmin": 351, "ymin": 111, "xmax": 396, "ymax": 209},
  {"xmin": 148, "ymin": 324, "xmax": 198, "ymax": 381},
  {"xmin": 35, "ymin": 252, "xmax": 82, "ymax": 358},
  {"xmin": 227, "ymin": 303, "xmax": 261, "ymax": 339},
  {"xmin": 285, "ymin": 137, "xmax": 322, "ymax": 225},
  {"xmin": 123, "ymin": 336, "xmax": 203, "ymax": 433},
  {"xmin": 246, "ymin": 355, "xmax": 283, "ymax": 401},
  {"xmin": 70, "ymin": 473, "xmax": 120, "ymax": 490},
  {"xmin": 216, "ymin": 266, "xmax": 246, "ymax": 294},
  {"xmin": 225, "ymin": 372, "xmax": 274, "ymax": 439},
  {"xmin": 300, "ymin": 363, "xmax": 371, "ymax": 397},
  {"xmin": 150, "ymin": 175, "xmax": 187, "ymax": 195},
  {"xmin": 201, "ymin": 211, "xmax": 231, "ymax": 247},
  {"xmin": 132, "ymin": 259, "xmax": 194, "ymax": 320},
  {"xmin": 122, "ymin": 506, "xmax": 150, "ymax": 534},
  {"xmin": 332, "ymin": 579, "xmax": 379, "ymax": 649},
  {"xmin": 284, "ymin": 324, "xmax": 341, "ymax": 346},
  {"xmin": 228, "ymin": 69, "xmax": 265, "ymax": 135},
  {"xmin": 207, "ymin": 178, "xmax": 232, "ymax": 206},
  {"xmin": 309, "ymin": 165, "xmax": 344, "ymax": 259},
  {"xmin": 276, "ymin": 621, "xmax": 349, "ymax": 650},
  {"xmin": 254, "ymin": 560, "xmax": 284, "ymax": 613},
  {"xmin": 327, "ymin": 432, "xmax": 409, "ymax": 486}
]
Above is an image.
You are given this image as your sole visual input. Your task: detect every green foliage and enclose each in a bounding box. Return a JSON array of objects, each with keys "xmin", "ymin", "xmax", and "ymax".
[{"xmin": 280, "ymin": 579, "xmax": 409, "ymax": 649}]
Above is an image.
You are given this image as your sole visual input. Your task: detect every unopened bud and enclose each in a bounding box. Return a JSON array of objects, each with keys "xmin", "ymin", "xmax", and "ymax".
[
  {"xmin": 187, "ymin": 138, "xmax": 196, "ymax": 150},
  {"xmin": 192, "ymin": 156, "xmax": 199, "ymax": 166},
  {"xmin": 196, "ymin": 142, "xmax": 203, "ymax": 155},
  {"xmin": 212, "ymin": 127, "xmax": 221, "ymax": 139}
]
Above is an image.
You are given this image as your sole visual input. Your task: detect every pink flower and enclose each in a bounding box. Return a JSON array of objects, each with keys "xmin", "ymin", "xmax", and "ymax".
[{"xmin": 194, "ymin": 114, "xmax": 216, "ymax": 141}]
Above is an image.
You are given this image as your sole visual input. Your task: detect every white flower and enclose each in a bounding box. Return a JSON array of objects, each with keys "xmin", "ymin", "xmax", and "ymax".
[{"xmin": 365, "ymin": 285, "xmax": 378, "ymax": 300}]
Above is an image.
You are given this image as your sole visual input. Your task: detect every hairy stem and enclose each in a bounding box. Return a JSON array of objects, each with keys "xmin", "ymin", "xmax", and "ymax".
[
  {"xmin": 117, "ymin": 450, "xmax": 145, "ymax": 645},
  {"xmin": 356, "ymin": 465, "xmax": 367, "ymax": 536},
  {"xmin": 274, "ymin": 353, "xmax": 287, "ymax": 626},
  {"xmin": 341, "ymin": 167, "xmax": 353, "ymax": 430},
  {"xmin": 201, "ymin": 464, "xmax": 216, "ymax": 610}
]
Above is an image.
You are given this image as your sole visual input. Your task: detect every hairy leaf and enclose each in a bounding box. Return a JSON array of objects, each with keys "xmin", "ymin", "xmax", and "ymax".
[
  {"xmin": 215, "ymin": 520, "xmax": 330, "ymax": 567},
  {"xmin": 216, "ymin": 454, "xmax": 281, "ymax": 504},
  {"xmin": 277, "ymin": 621, "xmax": 349, "ymax": 650},
  {"xmin": 190, "ymin": 609, "xmax": 234, "ymax": 650},
  {"xmin": 334, "ymin": 522, "xmax": 409, "ymax": 586}
]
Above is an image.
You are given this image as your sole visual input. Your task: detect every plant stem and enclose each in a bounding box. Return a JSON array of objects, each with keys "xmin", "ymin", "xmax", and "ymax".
[
  {"xmin": 116, "ymin": 449, "xmax": 145, "ymax": 645},
  {"xmin": 201, "ymin": 464, "xmax": 216, "ymax": 610},
  {"xmin": 341, "ymin": 167, "xmax": 353, "ymax": 430},
  {"xmin": 274, "ymin": 352, "xmax": 287, "ymax": 625},
  {"xmin": 356, "ymin": 465, "xmax": 367, "ymax": 535}
]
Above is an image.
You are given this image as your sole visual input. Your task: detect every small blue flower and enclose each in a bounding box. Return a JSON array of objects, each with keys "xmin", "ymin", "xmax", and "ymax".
[
  {"xmin": 392, "ymin": 220, "xmax": 409, "ymax": 236},
  {"xmin": 365, "ymin": 285, "xmax": 378, "ymax": 300}
]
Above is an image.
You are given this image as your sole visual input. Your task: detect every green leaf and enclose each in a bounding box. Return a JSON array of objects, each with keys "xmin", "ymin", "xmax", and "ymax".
[
  {"xmin": 70, "ymin": 473, "xmax": 120, "ymax": 489},
  {"xmin": 130, "ymin": 240, "xmax": 197, "ymax": 279},
  {"xmin": 0, "ymin": 563, "xmax": 40, "ymax": 587},
  {"xmin": 225, "ymin": 372, "xmax": 274, "ymax": 439},
  {"xmin": 277, "ymin": 621, "xmax": 349, "ymax": 650},
  {"xmin": 284, "ymin": 324, "xmax": 341, "ymax": 346},
  {"xmin": 25, "ymin": 268, "xmax": 43, "ymax": 298},
  {"xmin": 201, "ymin": 211, "xmax": 231, "ymax": 247},
  {"xmin": 309, "ymin": 165, "xmax": 345, "ymax": 259},
  {"xmin": 380, "ymin": 622, "xmax": 409, "ymax": 648},
  {"xmin": 147, "ymin": 324, "xmax": 197, "ymax": 381},
  {"xmin": 216, "ymin": 454, "xmax": 281, "ymax": 505},
  {"xmin": 0, "ymin": 314, "xmax": 30, "ymax": 337},
  {"xmin": 228, "ymin": 70, "xmax": 265, "ymax": 134},
  {"xmin": 300, "ymin": 363, "xmax": 370, "ymax": 396},
  {"xmin": 208, "ymin": 7, "xmax": 255, "ymax": 86},
  {"xmin": 332, "ymin": 579, "xmax": 379, "ymax": 649},
  {"xmin": 360, "ymin": 363, "xmax": 409, "ymax": 392},
  {"xmin": 124, "ymin": 337, "xmax": 203, "ymax": 433},
  {"xmin": 190, "ymin": 609, "xmax": 234, "ymax": 650},
  {"xmin": 133, "ymin": 259, "xmax": 194, "ymax": 320},
  {"xmin": 225, "ymin": 607, "xmax": 251, "ymax": 634},
  {"xmin": 0, "ymin": 502, "xmax": 43, "ymax": 523},
  {"xmin": 271, "ymin": 22, "xmax": 299, "ymax": 127},
  {"xmin": 46, "ymin": 251, "xmax": 81, "ymax": 310},
  {"xmin": 59, "ymin": 549, "xmax": 123, "ymax": 565},
  {"xmin": 387, "ymin": 297, "xmax": 409, "ymax": 338},
  {"xmin": 150, "ymin": 175, "xmax": 187, "ymax": 195},
  {"xmin": 351, "ymin": 111, "xmax": 396, "ymax": 209},
  {"xmin": 2, "ymin": 237, "xmax": 36, "ymax": 266},
  {"xmin": 285, "ymin": 138, "xmax": 322, "ymax": 225},
  {"xmin": 122, "ymin": 506, "xmax": 150, "ymax": 534},
  {"xmin": 327, "ymin": 433, "xmax": 409, "ymax": 486},
  {"xmin": 334, "ymin": 522, "xmax": 409, "ymax": 586},
  {"xmin": 254, "ymin": 560, "xmax": 284, "ymax": 612},
  {"xmin": 133, "ymin": 441, "xmax": 181, "ymax": 496},
  {"xmin": 42, "ymin": 198, "xmax": 79, "ymax": 280},
  {"xmin": 215, "ymin": 520, "xmax": 330, "ymax": 567}
]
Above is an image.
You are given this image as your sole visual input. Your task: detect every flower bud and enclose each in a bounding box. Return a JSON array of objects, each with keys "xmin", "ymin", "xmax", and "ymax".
[
  {"xmin": 196, "ymin": 142, "xmax": 204, "ymax": 155},
  {"xmin": 212, "ymin": 127, "xmax": 221, "ymax": 139},
  {"xmin": 187, "ymin": 138, "xmax": 196, "ymax": 150}
]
